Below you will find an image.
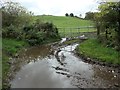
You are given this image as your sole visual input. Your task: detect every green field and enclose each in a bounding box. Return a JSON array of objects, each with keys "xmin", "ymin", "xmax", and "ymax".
[
  {"xmin": 33, "ymin": 15, "xmax": 96, "ymax": 37},
  {"xmin": 34, "ymin": 15, "xmax": 94, "ymax": 28}
]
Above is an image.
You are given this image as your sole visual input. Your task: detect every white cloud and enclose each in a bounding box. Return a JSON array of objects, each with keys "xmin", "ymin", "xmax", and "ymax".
[{"xmin": 12, "ymin": 0, "xmax": 99, "ymax": 17}]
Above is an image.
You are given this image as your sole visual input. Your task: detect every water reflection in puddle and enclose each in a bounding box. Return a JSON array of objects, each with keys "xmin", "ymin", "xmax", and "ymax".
[{"xmin": 11, "ymin": 43, "xmax": 120, "ymax": 88}]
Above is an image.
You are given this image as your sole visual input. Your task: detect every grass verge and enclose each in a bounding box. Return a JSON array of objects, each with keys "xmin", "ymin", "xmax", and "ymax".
[
  {"xmin": 76, "ymin": 39, "xmax": 120, "ymax": 65},
  {"xmin": 2, "ymin": 38, "xmax": 29, "ymax": 88}
]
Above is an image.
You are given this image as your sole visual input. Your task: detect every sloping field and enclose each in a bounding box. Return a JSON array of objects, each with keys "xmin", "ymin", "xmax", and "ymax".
[
  {"xmin": 34, "ymin": 15, "xmax": 94, "ymax": 28},
  {"xmin": 33, "ymin": 15, "xmax": 96, "ymax": 37}
]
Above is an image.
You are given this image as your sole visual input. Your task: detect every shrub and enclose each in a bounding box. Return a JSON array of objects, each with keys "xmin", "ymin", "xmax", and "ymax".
[
  {"xmin": 22, "ymin": 20, "xmax": 60, "ymax": 45},
  {"xmin": 2, "ymin": 25, "xmax": 20, "ymax": 39}
]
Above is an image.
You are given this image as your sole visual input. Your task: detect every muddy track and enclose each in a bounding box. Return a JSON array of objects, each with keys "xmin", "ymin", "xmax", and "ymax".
[{"xmin": 9, "ymin": 38, "xmax": 120, "ymax": 88}]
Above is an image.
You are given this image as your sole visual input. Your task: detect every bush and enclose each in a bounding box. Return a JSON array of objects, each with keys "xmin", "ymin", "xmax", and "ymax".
[
  {"xmin": 22, "ymin": 20, "xmax": 60, "ymax": 45},
  {"xmin": 65, "ymin": 13, "xmax": 69, "ymax": 16},
  {"xmin": 2, "ymin": 25, "xmax": 20, "ymax": 39},
  {"xmin": 70, "ymin": 13, "xmax": 74, "ymax": 17}
]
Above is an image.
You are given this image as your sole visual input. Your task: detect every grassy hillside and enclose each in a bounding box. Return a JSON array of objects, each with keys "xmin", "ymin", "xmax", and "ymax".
[
  {"xmin": 33, "ymin": 15, "xmax": 96, "ymax": 37},
  {"xmin": 34, "ymin": 15, "xmax": 94, "ymax": 28}
]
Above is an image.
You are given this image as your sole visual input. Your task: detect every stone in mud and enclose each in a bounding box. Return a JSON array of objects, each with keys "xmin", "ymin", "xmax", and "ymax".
[
  {"xmin": 96, "ymin": 61, "xmax": 100, "ymax": 65},
  {"xmin": 54, "ymin": 66, "xmax": 69, "ymax": 72},
  {"xmin": 107, "ymin": 63, "xmax": 112, "ymax": 67},
  {"xmin": 9, "ymin": 57, "xmax": 12, "ymax": 60},
  {"xmin": 87, "ymin": 57, "xmax": 91, "ymax": 61},
  {"xmin": 61, "ymin": 53, "xmax": 66, "ymax": 58},
  {"xmin": 50, "ymin": 50, "xmax": 54, "ymax": 55},
  {"xmin": 67, "ymin": 75, "xmax": 71, "ymax": 78},
  {"xmin": 7, "ymin": 61, "xmax": 12, "ymax": 65},
  {"xmin": 112, "ymin": 70, "xmax": 115, "ymax": 73},
  {"xmin": 114, "ymin": 83, "xmax": 119, "ymax": 87},
  {"xmin": 92, "ymin": 61, "xmax": 96, "ymax": 64},
  {"xmin": 118, "ymin": 70, "xmax": 120, "ymax": 73},
  {"xmin": 55, "ymin": 66, "xmax": 60, "ymax": 70},
  {"xmin": 102, "ymin": 63, "xmax": 105, "ymax": 66},
  {"xmin": 79, "ymin": 35, "xmax": 88, "ymax": 40},
  {"xmin": 75, "ymin": 72, "xmax": 81, "ymax": 75},
  {"xmin": 24, "ymin": 49, "xmax": 27, "ymax": 51},
  {"xmin": 14, "ymin": 53, "xmax": 19, "ymax": 58}
]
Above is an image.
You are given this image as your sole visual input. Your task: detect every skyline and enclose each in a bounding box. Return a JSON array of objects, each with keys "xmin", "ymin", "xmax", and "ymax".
[{"xmin": 11, "ymin": 0, "xmax": 100, "ymax": 18}]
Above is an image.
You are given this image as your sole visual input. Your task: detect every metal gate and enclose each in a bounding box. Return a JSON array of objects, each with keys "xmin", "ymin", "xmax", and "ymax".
[{"xmin": 58, "ymin": 26, "xmax": 97, "ymax": 38}]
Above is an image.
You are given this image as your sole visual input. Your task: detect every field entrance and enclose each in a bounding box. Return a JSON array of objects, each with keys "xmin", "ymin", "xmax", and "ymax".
[{"xmin": 58, "ymin": 26, "xmax": 97, "ymax": 38}]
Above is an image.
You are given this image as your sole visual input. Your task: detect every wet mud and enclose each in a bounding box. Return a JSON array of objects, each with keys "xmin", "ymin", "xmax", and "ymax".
[{"xmin": 10, "ymin": 39, "xmax": 120, "ymax": 88}]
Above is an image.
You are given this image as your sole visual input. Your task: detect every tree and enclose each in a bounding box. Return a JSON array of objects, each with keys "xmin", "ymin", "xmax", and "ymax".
[
  {"xmin": 70, "ymin": 13, "xmax": 74, "ymax": 17},
  {"xmin": 94, "ymin": 2, "xmax": 120, "ymax": 50},
  {"xmin": 65, "ymin": 13, "xmax": 69, "ymax": 16},
  {"xmin": 79, "ymin": 14, "xmax": 82, "ymax": 18},
  {"xmin": 1, "ymin": 1, "xmax": 33, "ymax": 39},
  {"xmin": 1, "ymin": 1, "xmax": 32, "ymax": 27},
  {"xmin": 85, "ymin": 12, "xmax": 95, "ymax": 20},
  {"xmin": 94, "ymin": 12, "xmax": 101, "ymax": 36}
]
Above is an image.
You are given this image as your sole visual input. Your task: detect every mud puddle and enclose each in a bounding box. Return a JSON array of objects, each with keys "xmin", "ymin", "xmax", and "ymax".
[{"xmin": 10, "ymin": 39, "xmax": 120, "ymax": 88}]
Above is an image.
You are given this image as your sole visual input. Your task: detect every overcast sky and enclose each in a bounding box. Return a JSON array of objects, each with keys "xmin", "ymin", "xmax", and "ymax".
[{"xmin": 12, "ymin": 0, "xmax": 99, "ymax": 17}]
